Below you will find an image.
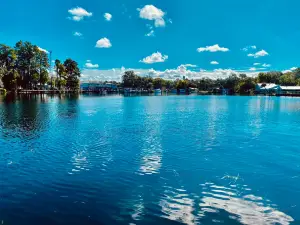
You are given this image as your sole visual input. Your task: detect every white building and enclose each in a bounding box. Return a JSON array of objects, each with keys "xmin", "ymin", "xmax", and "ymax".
[{"xmin": 255, "ymin": 83, "xmax": 279, "ymax": 94}]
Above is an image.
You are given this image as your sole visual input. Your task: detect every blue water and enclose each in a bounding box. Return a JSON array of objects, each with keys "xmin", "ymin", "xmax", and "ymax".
[{"xmin": 0, "ymin": 94, "xmax": 299, "ymax": 225}]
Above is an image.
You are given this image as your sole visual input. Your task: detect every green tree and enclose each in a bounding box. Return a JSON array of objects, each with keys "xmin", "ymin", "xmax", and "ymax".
[
  {"xmin": 153, "ymin": 78, "xmax": 165, "ymax": 89},
  {"xmin": 235, "ymin": 77, "xmax": 256, "ymax": 93},
  {"xmin": 35, "ymin": 47, "xmax": 49, "ymax": 86},
  {"xmin": 55, "ymin": 59, "xmax": 66, "ymax": 90},
  {"xmin": 279, "ymin": 72, "xmax": 296, "ymax": 86},
  {"xmin": 40, "ymin": 69, "xmax": 49, "ymax": 86},
  {"xmin": 122, "ymin": 70, "xmax": 137, "ymax": 88},
  {"xmin": 14, "ymin": 41, "xmax": 37, "ymax": 89},
  {"xmin": 64, "ymin": 58, "xmax": 80, "ymax": 90},
  {"xmin": 0, "ymin": 44, "xmax": 19, "ymax": 90}
]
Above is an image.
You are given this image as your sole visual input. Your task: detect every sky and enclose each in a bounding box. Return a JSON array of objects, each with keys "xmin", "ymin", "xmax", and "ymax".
[{"xmin": 1, "ymin": 0, "xmax": 300, "ymax": 81}]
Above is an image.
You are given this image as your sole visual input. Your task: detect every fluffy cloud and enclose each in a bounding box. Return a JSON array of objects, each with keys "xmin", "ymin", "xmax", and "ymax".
[
  {"xmin": 210, "ymin": 61, "xmax": 219, "ymax": 65},
  {"xmin": 253, "ymin": 63, "xmax": 260, "ymax": 66},
  {"xmin": 247, "ymin": 50, "xmax": 269, "ymax": 58},
  {"xmin": 242, "ymin": 45, "xmax": 257, "ymax": 51},
  {"xmin": 138, "ymin": 5, "xmax": 166, "ymax": 27},
  {"xmin": 38, "ymin": 47, "xmax": 49, "ymax": 54},
  {"xmin": 80, "ymin": 65, "xmax": 259, "ymax": 82},
  {"xmin": 95, "ymin": 38, "xmax": 112, "ymax": 48},
  {"xmin": 104, "ymin": 13, "xmax": 112, "ymax": 21},
  {"xmin": 197, "ymin": 44, "xmax": 229, "ymax": 52},
  {"xmin": 154, "ymin": 18, "xmax": 165, "ymax": 27},
  {"xmin": 68, "ymin": 7, "xmax": 92, "ymax": 21},
  {"xmin": 85, "ymin": 60, "xmax": 99, "ymax": 69},
  {"xmin": 140, "ymin": 52, "xmax": 168, "ymax": 64},
  {"xmin": 282, "ymin": 67, "xmax": 297, "ymax": 73},
  {"xmin": 249, "ymin": 67, "xmax": 256, "ymax": 71},
  {"xmin": 262, "ymin": 63, "xmax": 271, "ymax": 67},
  {"xmin": 73, "ymin": 32, "xmax": 82, "ymax": 37}
]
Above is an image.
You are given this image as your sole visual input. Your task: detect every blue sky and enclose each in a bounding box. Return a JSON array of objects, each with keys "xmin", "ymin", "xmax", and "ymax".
[{"xmin": 1, "ymin": 0, "xmax": 300, "ymax": 81}]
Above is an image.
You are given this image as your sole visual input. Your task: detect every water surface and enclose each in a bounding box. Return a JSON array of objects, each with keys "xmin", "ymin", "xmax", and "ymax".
[{"xmin": 0, "ymin": 94, "xmax": 299, "ymax": 224}]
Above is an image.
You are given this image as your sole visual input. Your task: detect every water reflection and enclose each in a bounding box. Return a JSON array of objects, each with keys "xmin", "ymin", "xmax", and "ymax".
[
  {"xmin": 160, "ymin": 186, "xmax": 196, "ymax": 225},
  {"xmin": 199, "ymin": 182, "xmax": 294, "ymax": 225},
  {"xmin": 139, "ymin": 134, "xmax": 162, "ymax": 175},
  {"xmin": 69, "ymin": 145, "xmax": 90, "ymax": 174}
]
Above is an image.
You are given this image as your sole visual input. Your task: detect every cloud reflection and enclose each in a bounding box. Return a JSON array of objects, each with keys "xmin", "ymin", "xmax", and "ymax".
[
  {"xmin": 160, "ymin": 187, "xmax": 196, "ymax": 225},
  {"xmin": 199, "ymin": 182, "xmax": 294, "ymax": 225}
]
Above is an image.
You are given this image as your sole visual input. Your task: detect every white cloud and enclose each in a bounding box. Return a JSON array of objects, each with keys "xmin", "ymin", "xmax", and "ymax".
[
  {"xmin": 210, "ymin": 61, "xmax": 219, "ymax": 65},
  {"xmin": 282, "ymin": 67, "xmax": 298, "ymax": 73},
  {"xmin": 248, "ymin": 50, "xmax": 269, "ymax": 58},
  {"xmin": 95, "ymin": 38, "xmax": 112, "ymax": 48},
  {"xmin": 183, "ymin": 64, "xmax": 197, "ymax": 68},
  {"xmin": 38, "ymin": 47, "xmax": 49, "ymax": 54},
  {"xmin": 86, "ymin": 60, "xmax": 91, "ymax": 63},
  {"xmin": 140, "ymin": 52, "xmax": 168, "ymax": 64},
  {"xmin": 138, "ymin": 5, "xmax": 166, "ymax": 27},
  {"xmin": 242, "ymin": 45, "xmax": 257, "ymax": 51},
  {"xmin": 80, "ymin": 65, "xmax": 259, "ymax": 82},
  {"xmin": 73, "ymin": 32, "xmax": 82, "ymax": 37},
  {"xmin": 253, "ymin": 63, "xmax": 260, "ymax": 66},
  {"xmin": 262, "ymin": 63, "xmax": 271, "ymax": 67},
  {"xmin": 145, "ymin": 30, "xmax": 155, "ymax": 37},
  {"xmin": 68, "ymin": 7, "xmax": 92, "ymax": 21},
  {"xmin": 249, "ymin": 67, "xmax": 256, "ymax": 71},
  {"xmin": 104, "ymin": 13, "xmax": 112, "ymax": 21},
  {"xmin": 85, "ymin": 62, "xmax": 99, "ymax": 69},
  {"xmin": 197, "ymin": 44, "xmax": 229, "ymax": 53},
  {"xmin": 154, "ymin": 18, "xmax": 165, "ymax": 27}
]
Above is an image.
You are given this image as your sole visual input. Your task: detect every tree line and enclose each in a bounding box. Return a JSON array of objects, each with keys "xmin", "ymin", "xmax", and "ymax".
[
  {"xmin": 0, "ymin": 41, "xmax": 81, "ymax": 91},
  {"xmin": 122, "ymin": 69, "xmax": 300, "ymax": 94}
]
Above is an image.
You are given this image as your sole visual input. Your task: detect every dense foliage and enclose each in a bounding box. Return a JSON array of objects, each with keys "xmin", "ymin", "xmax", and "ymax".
[
  {"xmin": 122, "ymin": 69, "xmax": 300, "ymax": 94},
  {"xmin": 0, "ymin": 41, "xmax": 80, "ymax": 91}
]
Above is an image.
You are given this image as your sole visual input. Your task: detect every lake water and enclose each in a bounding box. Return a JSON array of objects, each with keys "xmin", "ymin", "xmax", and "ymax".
[{"xmin": 0, "ymin": 94, "xmax": 299, "ymax": 225}]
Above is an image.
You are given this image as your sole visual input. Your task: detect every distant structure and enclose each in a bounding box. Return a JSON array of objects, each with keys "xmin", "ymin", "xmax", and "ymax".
[
  {"xmin": 49, "ymin": 50, "xmax": 53, "ymax": 88},
  {"xmin": 255, "ymin": 83, "xmax": 300, "ymax": 96},
  {"xmin": 80, "ymin": 81, "xmax": 118, "ymax": 93}
]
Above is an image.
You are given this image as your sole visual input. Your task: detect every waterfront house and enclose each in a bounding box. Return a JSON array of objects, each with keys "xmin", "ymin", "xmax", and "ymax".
[
  {"xmin": 278, "ymin": 86, "xmax": 300, "ymax": 95},
  {"xmin": 255, "ymin": 83, "xmax": 279, "ymax": 94}
]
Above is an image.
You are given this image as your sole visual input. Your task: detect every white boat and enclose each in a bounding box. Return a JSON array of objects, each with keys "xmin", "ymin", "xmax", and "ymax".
[{"xmin": 154, "ymin": 89, "xmax": 162, "ymax": 94}]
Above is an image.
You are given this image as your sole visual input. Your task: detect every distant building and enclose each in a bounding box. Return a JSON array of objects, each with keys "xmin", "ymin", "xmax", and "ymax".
[
  {"xmin": 255, "ymin": 83, "xmax": 279, "ymax": 94},
  {"xmin": 278, "ymin": 86, "xmax": 300, "ymax": 95},
  {"xmin": 255, "ymin": 83, "xmax": 300, "ymax": 95},
  {"xmin": 80, "ymin": 82, "xmax": 118, "ymax": 92}
]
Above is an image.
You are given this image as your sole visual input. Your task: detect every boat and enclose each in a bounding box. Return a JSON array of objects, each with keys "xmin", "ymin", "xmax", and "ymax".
[{"xmin": 154, "ymin": 89, "xmax": 162, "ymax": 94}]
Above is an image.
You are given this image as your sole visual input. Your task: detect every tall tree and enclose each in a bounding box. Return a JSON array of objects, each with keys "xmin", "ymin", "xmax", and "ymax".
[
  {"xmin": 0, "ymin": 44, "xmax": 19, "ymax": 90},
  {"xmin": 35, "ymin": 47, "xmax": 49, "ymax": 87},
  {"xmin": 14, "ymin": 41, "xmax": 37, "ymax": 89},
  {"xmin": 55, "ymin": 59, "xmax": 66, "ymax": 90},
  {"xmin": 64, "ymin": 58, "xmax": 80, "ymax": 90}
]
